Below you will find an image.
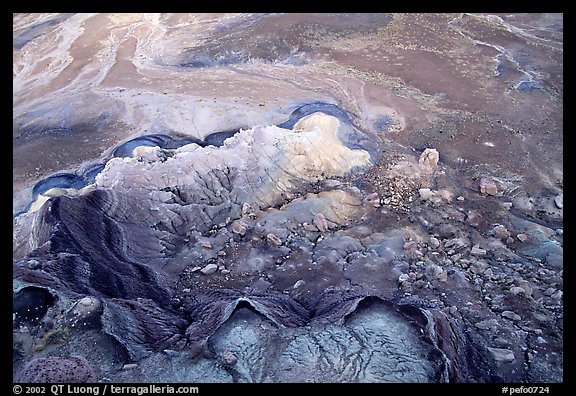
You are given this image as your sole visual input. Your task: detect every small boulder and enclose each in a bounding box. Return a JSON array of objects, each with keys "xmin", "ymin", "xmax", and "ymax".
[
  {"xmin": 16, "ymin": 355, "xmax": 96, "ymax": 383},
  {"xmin": 313, "ymin": 213, "xmax": 329, "ymax": 233},
  {"xmin": 501, "ymin": 311, "xmax": 522, "ymax": 321},
  {"xmin": 514, "ymin": 279, "xmax": 533, "ymax": 296},
  {"xmin": 419, "ymin": 148, "xmax": 439, "ymax": 169},
  {"xmin": 509, "ymin": 286, "xmax": 527, "ymax": 296},
  {"xmin": 293, "ymin": 280, "xmax": 306, "ymax": 289},
  {"xmin": 419, "ymin": 188, "xmax": 435, "ymax": 200},
  {"xmin": 428, "ymin": 236, "xmax": 441, "ymax": 249},
  {"xmin": 232, "ymin": 221, "xmax": 248, "ymax": 236},
  {"xmin": 493, "ymin": 225, "xmax": 510, "ymax": 240},
  {"xmin": 480, "ymin": 178, "xmax": 498, "ymax": 196},
  {"xmin": 266, "ymin": 233, "xmax": 283, "ymax": 246},
  {"xmin": 221, "ymin": 350, "xmax": 238, "ymax": 366},
  {"xmin": 554, "ymin": 194, "xmax": 563, "ymax": 209},
  {"xmin": 465, "ymin": 210, "xmax": 483, "ymax": 227},
  {"xmin": 471, "ymin": 244, "xmax": 487, "ymax": 256},
  {"xmin": 200, "ymin": 263, "xmax": 218, "ymax": 275},
  {"xmin": 398, "ymin": 273, "xmax": 410, "ymax": 283},
  {"xmin": 437, "ymin": 270, "xmax": 448, "ymax": 282},
  {"xmin": 475, "ymin": 319, "xmax": 500, "ymax": 331},
  {"xmin": 488, "ymin": 347, "xmax": 515, "ymax": 363}
]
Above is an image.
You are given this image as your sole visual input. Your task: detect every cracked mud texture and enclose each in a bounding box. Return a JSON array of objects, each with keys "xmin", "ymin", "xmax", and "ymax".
[{"xmin": 13, "ymin": 13, "xmax": 562, "ymax": 383}]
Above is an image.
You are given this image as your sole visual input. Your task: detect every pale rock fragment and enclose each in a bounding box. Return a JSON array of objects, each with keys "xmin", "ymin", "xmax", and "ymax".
[
  {"xmin": 493, "ymin": 225, "xmax": 510, "ymax": 240},
  {"xmin": 488, "ymin": 347, "xmax": 515, "ymax": 363},
  {"xmin": 201, "ymin": 264, "xmax": 218, "ymax": 275},
  {"xmin": 267, "ymin": 233, "xmax": 283, "ymax": 246},
  {"xmin": 479, "ymin": 178, "xmax": 498, "ymax": 196},
  {"xmin": 419, "ymin": 188, "xmax": 434, "ymax": 200},
  {"xmin": 418, "ymin": 148, "xmax": 439, "ymax": 169},
  {"xmin": 232, "ymin": 221, "xmax": 248, "ymax": 236},
  {"xmin": 554, "ymin": 194, "xmax": 563, "ymax": 209},
  {"xmin": 313, "ymin": 212, "xmax": 329, "ymax": 233},
  {"xmin": 471, "ymin": 244, "xmax": 487, "ymax": 256}
]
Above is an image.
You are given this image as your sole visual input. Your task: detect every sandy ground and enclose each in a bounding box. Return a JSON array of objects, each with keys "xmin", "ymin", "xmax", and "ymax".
[{"xmin": 14, "ymin": 13, "xmax": 562, "ymax": 199}]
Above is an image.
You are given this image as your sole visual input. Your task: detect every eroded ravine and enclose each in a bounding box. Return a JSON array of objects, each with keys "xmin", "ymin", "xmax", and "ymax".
[{"xmin": 13, "ymin": 13, "xmax": 562, "ymax": 383}]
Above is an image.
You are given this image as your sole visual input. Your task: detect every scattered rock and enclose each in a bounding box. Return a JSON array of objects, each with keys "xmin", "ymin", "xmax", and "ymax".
[
  {"xmin": 10, "ymin": 14, "xmax": 565, "ymax": 384},
  {"xmin": 363, "ymin": 192, "xmax": 380, "ymax": 207},
  {"xmin": 241, "ymin": 202, "xmax": 252, "ymax": 214},
  {"xmin": 493, "ymin": 337, "xmax": 511, "ymax": 348},
  {"xmin": 425, "ymin": 264, "xmax": 444, "ymax": 280},
  {"xmin": 71, "ymin": 296, "xmax": 102, "ymax": 318},
  {"xmin": 403, "ymin": 241, "xmax": 418, "ymax": 250},
  {"xmin": 513, "ymin": 195, "xmax": 534, "ymax": 211},
  {"xmin": 501, "ymin": 311, "xmax": 521, "ymax": 321},
  {"xmin": 437, "ymin": 270, "xmax": 448, "ymax": 282},
  {"xmin": 551, "ymin": 290, "xmax": 563, "ymax": 300},
  {"xmin": 266, "ymin": 233, "xmax": 283, "ymax": 246},
  {"xmin": 221, "ymin": 350, "xmax": 237, "ymax": 366},
  {"xmin": 544, "ymin": 253, "xmax": 563, "ymax": 270},
  {"xmin": 428, "ymin": 236, "xmax": 441, "ymax": 249},
  {"xmin": 438, "ymin": 224, "xmax": 458, "ymax": 239},
  {"xmin": 475, "ymin": 319, "xmax": 500, "ymax": 331},
  {"xmin": 509, "ymin": 286, "xmax": 526, "ymax": 296},
  {"xmin": 250, "ymin": 278, "xmax": 272, "ymax": 293},
  {"xmin": 398, "ymin": 273, "xmax": 410, "ymax": 283},
  {"xmin": 200, "ymin": 264, "xmax": 218, "ymax": 275},
  {"xmin": 78, "ymin": 296, "xmax": 96, "ymax": 307},
  {"xmin": 543, "ymin": 287, "xmax": 556, "ymax": 297},
  {"xmin": 469, "ymin": 266, "xmax": 481, "ymax": 275},
  {"xmin": 471, "ymin": 244, "xmax": 487, "ymax": 256},
  {"xmin": 27, "ymin": 259, "xmax": 41, "ymax": 270},
  {"xmin": 303, "ymin": 223, "xmax": 319, "ymax": 232},
  {"xmin": 493, "ymin": 225, "xmax": 510, "ymax": 240},
  {"xmin": 554, "ymin": 194, "xmax": 563, "ymax": 209},
  {"xmin": 473, "ymin": 260, "xmax": 489, "ymax": 273},
  {"xmin": 444, "ymin": 237, "xmax": 468, "ymax": 250},
  {"xmin": 435, "ymin": 189, "xmax": 453, "ymax": 202},
  {"xmin": 232, "ymin": 221, "xmax": 248, "ymax": 236},
  {"xmin": 293, "ymin": 280, "xmax": 306, "ymax": 289},
  {"xmin": 487, "ymin": 347, "xmax": 515, "ymax": 363},
  {"xmin": 418, "ymin": 148, "xmax": 439, "ymax": 169},
  {"xmin": 313, "ymin": 212, "xmax": 329, "ymax": 233},
  {"xmin": 465, "ymin": 210, "xmax": 483, "ymax": 227},
  {"xmin": 479, "ymin": 178, "xmax": 498, "ymax": 196},
  {"xmin": 514, "ymin": 279, "xmax": 533, "ymax": 296},
  {"xmin": 419, "ymin": 188, "xmax": 434, "ymax": 200}
]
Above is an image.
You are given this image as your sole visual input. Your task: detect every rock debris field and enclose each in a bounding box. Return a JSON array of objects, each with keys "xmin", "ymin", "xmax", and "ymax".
[{"xmin": 13, "ymin": 13, "xmax": 563, "ymax": 383}]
